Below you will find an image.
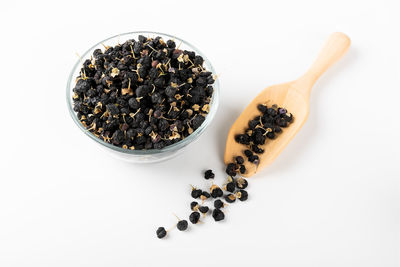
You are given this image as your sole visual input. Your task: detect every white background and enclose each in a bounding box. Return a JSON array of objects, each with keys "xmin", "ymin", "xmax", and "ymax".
[{"xmin": 0, "ymin": 0, "xmax": 399, "ymax": 266}]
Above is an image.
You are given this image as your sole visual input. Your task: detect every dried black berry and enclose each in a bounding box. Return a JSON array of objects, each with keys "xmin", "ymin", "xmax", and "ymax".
[
  {"xmin": 212, "ymin": 209, "xmax": 225, "ymax": 222},
  {"xmin": 156, "ymin": 227, "xmax": 167, "ymax": 239},
  {"xmin": 192, "ymin": 115, "xmax": 205, "ymax": 130},
  {"xmin": 177, "ymin": 220, "xmax": 188, "ymax": 231},
  {"xmin": 267, "ymin": 108, "xmax": 277, "ymax": 116},
  {"xmin": 199, "ymin": 206, "xmax": 209, "ymax": 214},
  {"xmin": 257, "ymin": 104, "xmax": 268, "ymax": 113},
  {"xmin": 128, "ymin": 98, "xmax": 140, "ymax": 109},
  {"xmin": 235, "ymin": 156, "xmax": 244, "ymax": 165},
  {"xmin": 204, "ymin": 169, "xmax": 215, "ymax": 180},
  {"xmin": 189, "ymin": 212, "xmax": 201, "ymax": 224},
  {"xmin": 235, "ymin": 134, "xmax": 250, "ymax": 145},
  {"xmin": 166, "ymin": 39, "xmax": 176, "ymax": 48},
  {"xmin": 248, "ymin": 154, "xmax": 259, "ymax": 163},
  {"xmin": 244, "ymin": 149, "xmax": 253, "ymax": 158},
  {"xmin": 236, "ymin": 189, "xmax": 248, "ymax": 201},
  {"xmin": 225, "ymin": 163, "xmax": 237, "ymax": 176},
  {"xmin": 251, "ymin": 145, "xmax": 264, "ymax": 154},
  {"xmin": 165, "ymin": 86, "xmax": 177, "ymax": 97},
  {"xmin": 214, "ymin": 199, "xmax": 225, "ymax": 209},
  {"xmin": 191, "ymin": 187, "xmax": 202, "ymax": 199},
  {"xmin": 224, "ymin": 181, "xmax": 236, "ymax": 193},
  {"xmin": 235, "ymin": 178, "xmax": 248, "ymax": 189},
  {"xmin": 239, "ymin": 164, "xmax": 246, "ymax": 174},
  {"xmin": 190, "ymin": 201, "xmax": 199, "ymax": 211},
  {"xmin": 224, "ymin": 194, "xmax": 236, "ymax": 203},
  {"xmin": 210, "ymin": 185, "xmax": 223, "ymax": 198},
  {"xmin": 200, "ymin": 191, "xmax": 211, "ymax": 201},
  {"xmin": 266, "ymin": 131, "xmax": 276, "ymax": 139},
  {"xmin": 248, "ymin": 119, "xmax": 260, "ymax": 129}
]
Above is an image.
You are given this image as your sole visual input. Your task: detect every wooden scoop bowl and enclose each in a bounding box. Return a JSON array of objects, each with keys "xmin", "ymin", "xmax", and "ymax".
[{"xmin": 224, "ymin": 32, "xmax": 351, "ymax": 177}]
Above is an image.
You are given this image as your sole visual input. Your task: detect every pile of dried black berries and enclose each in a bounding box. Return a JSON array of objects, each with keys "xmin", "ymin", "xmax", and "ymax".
[
  {"xmin": 72, "ymin": 35, "xmax": 215, "ymax": 150},
  {"xmin": 156, "ymin": 169, "xmax": 248, "ymax": 238},
  {"xmin": 225, "ymin": 103, "xmax": 294, "ymax": 176},
  {"xmin": 156, "ymin": 103, "xmax": 293, "ymax": 239}
]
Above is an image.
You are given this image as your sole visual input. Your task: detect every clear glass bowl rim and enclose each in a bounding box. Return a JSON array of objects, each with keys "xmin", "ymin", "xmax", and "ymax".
[{"xmin": 66, "ymin": 31, "xmax": 220, "ymax": 155}]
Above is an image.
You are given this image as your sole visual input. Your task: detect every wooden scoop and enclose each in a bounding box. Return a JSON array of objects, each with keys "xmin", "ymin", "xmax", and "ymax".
[{"xmin": 224, "ymin": 32, "xmax": 351, "ymax": 177}]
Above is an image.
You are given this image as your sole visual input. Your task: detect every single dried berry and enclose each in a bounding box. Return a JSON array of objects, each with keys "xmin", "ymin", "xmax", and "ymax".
[
  {"xmin": 177, "ymin": 220, "xmax": 188, "ymax": 231},
  {"xmin": 225, "ymin": 163, "xmax": 237, "ymax": 176},
  {"xmin": 235, "ymin": 156, "xmax": 244, "ymax": 165},
  {"xmin": 204, "ymin": 169, "xmax": 215, "ymax": 180},
  {"xmin": 239, "ymin": 164, "xmax": 246, "ymax": 174},
  {"xmin": 235, "ymin": 177, "xmax": 248, "ymax": 189},
  {"xmin": 200, "ymin": 191, "xmax": 211, "ymax": 201},
  {"xmin": 236, "ymin": 189, "xmax": 248, "ymax": 201},
  {"xmin": 251, "ymin": 145, "xmax": 264, "ymax": 154},
  {"xmin": 214, "ymin": 199, "xmax": 225, "ymax": 209},
  {"xmin": 210, "ymin": 185, "xmax": 223, "ymax": 198},
  {"xmin": 156, "ymin": 227, "xmax": 167, "ymax": 239},
  {"xmin": 191, "ymin": 188, "xmax": 202, "ymax": 199},
  {"xmin": 267, "ymin": 108, "xmax": 277, "ymax": 116},
  {"xmin": 189, "ymin": 212, "xmax": 201, "ymax": 224},
  {"xmin": 224, "ymin": 181, "xmax": 236, "ymax": 193},
  {"xmin": 192, "ymin": 115, "xmax": 206, "ymax": 130},
  {"xmin": 199, "ymin": 206, "xmax": 209, "ymax": 214},
  {"xmin": 235, "ymin": 134, "xmax": 250, "ymax": 145},
  {"xmin": 257, "ymin": 104, "xmax": 268, "ymax": 113},
  {"xmin": 212, "ymin": 209, "xmax": 225, "ymax": 222},
  {"xmin": 244, "ymin": 149, "xmax": 253, "ymax": 158},
  {"xmin": 225, "ymin": 193, "xmax": 236, "ymax": 203},
  {"xmin": 248, "ymin": 154, "xmax": 259, "ymax": 163},
  {"xmin": 266, "ymin": 131, "xmax": 276, "ymax": 139},
  {"xmin": 248, "ymin": 119, "xmax": 260, "ymax": 129},
  {"xmin": 190, "ymin": 201, "xmax": 199, "ymax": 211}
]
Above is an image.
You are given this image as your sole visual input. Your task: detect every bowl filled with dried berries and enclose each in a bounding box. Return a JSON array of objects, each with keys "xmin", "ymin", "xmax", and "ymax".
[{"xmin": 67, "ymin": 31, "xmax": 219, "ymax": 163}]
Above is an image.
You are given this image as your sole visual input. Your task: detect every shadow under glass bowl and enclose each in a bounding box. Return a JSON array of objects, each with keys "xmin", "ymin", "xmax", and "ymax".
[{"xmin": 66, "ymin": 31, "xmax": 220, "ymax": 163}]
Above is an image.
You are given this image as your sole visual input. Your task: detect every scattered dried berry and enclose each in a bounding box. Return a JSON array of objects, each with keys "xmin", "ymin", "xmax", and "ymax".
[
  {"xmin": 199, "ymin": 206, "xmax": 209, "ymax": 214},
  {"xmin": 236, "ymin": 189, "xmax": 248, "ymax": 201},
  {"xmin": 224, "ymin": 181, "xmax": 236, "ymax": 193},
  {"xmin": 210, "ymin": 185, "xmax": 223, "ymax": 198},
  {"xmin": 225, "ymin": 193, "xmax": 236, "ymax": 203},
  {"xmin": 235, "ymin": 177, "xmax": 248, "ymax": 189},
  {"xmin": 177, "ymin": 220, "xmax": 188, "ymax": 231},
  {"xmin": 212, "ymin": 209, "xmax": 225, "ymax": 221},
  {"xmin": 191, "ymin": 187, "xmax": 202, "ymax": 199},
  {"xmin": 200, "ymin": 191, "xmax": 211, "ymax": 201},
  {"xmin": 189, "ymin": 211, "xmax": 201, "ymax": 224},
  {"xmin": 204, "ymin": 169, "xmax": 215, "ymax": 179},
  {"xmin": 214, "ymin": 199, "xmax": 225, "ymax": 209},
  {"xmin": 156, "ymin": 227, "xmax": 167, "ymax": 239},
  {"xmin": 226, "ymin": 163, "xmax": 237, "ymax": 176},
  {"xmin": 190, "ymin": 201, "xmax": 199, "ymax": 211},
  {"xmin": 155, "ymin": 102, "xmax": 294, "ymax": 237}
]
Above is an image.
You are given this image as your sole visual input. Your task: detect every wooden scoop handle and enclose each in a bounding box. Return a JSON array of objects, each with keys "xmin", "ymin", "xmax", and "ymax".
[{"xmin": 297, "ymin": 32, "xmax": 351, "ymax": 96}]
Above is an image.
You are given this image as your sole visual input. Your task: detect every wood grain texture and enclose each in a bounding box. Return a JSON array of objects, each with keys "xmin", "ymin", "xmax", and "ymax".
[{"xmin": 224, "ymin": 32, "xmax": 351, "ymax": 177}]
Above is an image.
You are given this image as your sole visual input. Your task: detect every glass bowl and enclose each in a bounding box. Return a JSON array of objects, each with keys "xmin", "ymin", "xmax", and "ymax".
[{"xmin": 66, "ymin": 31, "xmax": 219, "ymax": 163}]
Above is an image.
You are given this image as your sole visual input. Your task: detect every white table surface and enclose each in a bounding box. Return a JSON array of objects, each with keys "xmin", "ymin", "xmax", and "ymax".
[{"xmin": 1, "ymin": 0, "xmax": 399, "ymax": 266}]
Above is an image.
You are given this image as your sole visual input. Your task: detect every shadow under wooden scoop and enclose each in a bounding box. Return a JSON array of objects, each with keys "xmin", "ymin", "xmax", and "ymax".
[{"xmin": 224, "ymin": 32, "xmax": 351, "ymax": 177}]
